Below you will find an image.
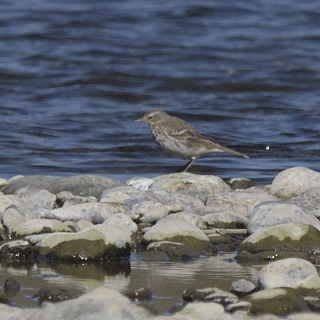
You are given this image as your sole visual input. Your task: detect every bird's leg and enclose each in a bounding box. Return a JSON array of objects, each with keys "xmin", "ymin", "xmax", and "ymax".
[{"xmin": 180, "ymin": 156, "xmax": 196, "ymax": 173}]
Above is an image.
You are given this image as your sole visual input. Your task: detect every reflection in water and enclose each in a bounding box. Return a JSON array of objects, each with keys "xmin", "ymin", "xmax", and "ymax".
[{"xmin": 0, "ymin": 253, "xmax": 261, "ymax": 314}]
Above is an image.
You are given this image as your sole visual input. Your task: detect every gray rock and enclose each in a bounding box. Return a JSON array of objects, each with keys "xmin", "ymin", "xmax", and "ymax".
[
  {"xmin": 2, "ymin": 206, "xmax": 39, "ymax": 239},
  {"xmin": 150, "ymin": 172, "xmax": 232, "ymax": 195},
  {"xmin": 243, "ymin": 287, "xmax": 309, "ymax": 316},
  {"xmin": 144, "ymin": 219, "xmax": 213, "ymax": 252},
  {"xmin": 126, "ymin": 177, "xmax": 154, "ymax": 190},
  {"xmin": 1, "ymin": 175, "xmax": 123, "ymax": 198},
  {"xmin": 163, "ymin": 193, "xmax": 205, "ymax": 212},
  {"xmin": 39, "ymin": 202, "xmax": 114, "ymax": 224},
  {"xmin": 239, "ymin": 223, "xmax": 320, "ymax": 259},
  {"xmin": 75, "ymin": 220, "xmax": 94, "ymax": 231},
  {"xmin": 287, "ymin": 313, "xmax": 320, "ymax": 320},
  {"xmin": 0, "ymin": 194, "xmax": 35, "ymax": 216},
  {"xmin": 0, "ymin": 286, "xmax": 151, "ymax": 320},
  {"xmin": 248, "ymin": 202, "xmax": 320, "ymax": 234},
  {"xmin": 31, "ymin": 224, "xmax": 132, "ymax": 261},
  {"xmin": 103, "ymin": 213, "xmax": 138, "ymax": 234},
  {"xmin": 206, "ymin": 192, "xmax": 278, "ymax": 218},
  {"xmin": 271, "ymin": 167, "xmax": 320, "ymax": 200},
  {"xmin": 202, "ymin": 211, "xmax": 248, "ymax": 229},
  {"xmin": 15, "ymin": 187, "xmax": 56, "ymax": 210},
  {"xmin": 230, "ymin": 279, "xmax": 256, "ymax": 297},
  {"xmin": 128, "ymin": 201, "xmax": 169, "ymax": 223},
  {"xmin": 226, "ymin": 177, "xmax": 256, "ymax": 190},
  {"xmin": 147, "ymin": 241, "xmax": 201, "ymax": 260},
  {"xmin": 56, "ymin": 191, "xmax": 98, "ymax": 207},
  {"xmin": 258, "ymin": 258, "xmax": 320, "ymax": 290},
  {"xmin": 164, "ymin": 212, "xmax": 206, "ymax": 229}
]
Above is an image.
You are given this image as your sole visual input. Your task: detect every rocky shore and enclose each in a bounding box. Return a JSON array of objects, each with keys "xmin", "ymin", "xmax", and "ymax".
[{"xmin": 1, "ymin": 167, "xmax": 320, "ymax": 319}]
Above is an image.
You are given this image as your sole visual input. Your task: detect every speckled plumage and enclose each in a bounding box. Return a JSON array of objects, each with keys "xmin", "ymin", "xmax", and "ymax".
[{"xmin": 135, "ymin": 110, "xmax": 249, "ymax": 172}]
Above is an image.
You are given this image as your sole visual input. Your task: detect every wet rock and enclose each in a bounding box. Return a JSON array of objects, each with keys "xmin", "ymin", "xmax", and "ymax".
[
  {"xmin": 225, "ymin": 301, "xmax": 252, "ymax": 314},
  {"xmin": 1, "ymin": 175, "xmax": 123, "ymax": 198},
  {"xmin": 128, "ymin": 201, "xmax": 169, "ymax": 223},
  {"xmin": 0, "ymin": 240, "xmax": 35, "ymax": 261},
  {"xmin": 103, "ymin": 213, "xmax": 138, "ymax": 234},
  {"xmin": 271, "ymin": 167, "xmax": 320, "ymax": 200},
  {"xmin": 230, "ymin": 279, "xmax": 256, "ymax": 297},
  {"xmin": 37, "ymin": 287, "xmax": 75, "ymax": 306},
  {"xmin": 127, "ymin": 287, "xmax": 153, "ymax": 302},
  {"xmin": 147, "ymin": 241, "xmax": 201, "ymax": 260},
  {"xmin": 29, "ymin": 224, "xmax": 132, "ymax": 261},
  {"xmin": 4, "ymin": 277, "xmax": 20, "ymax": 297},
  {"xmin": 202, "ymin": 211, "xmax": 248, "ymax": 229},
  {"xmin": 239, "ymin": 223, "xmax": 320, "ymax": 258},
  {"xmin": 150, "ymin": 172, "xmax": 232, "ymax": 195},
  {"xmin": 206, "ymin": 192, "xmax": 278, "ymax": 218},
  {"xmin": 226, "ymin": 177, "xmax": 256, "ymax": 190},
  {"xmin": 258, "ymin": 258, "xmax": 320, "ymax": 290},
  {"xmin": 15, "ymin": 187, "xmax": 56, "ymax": 210},
  {"xmin": 143, "ymin": 219, "xmax": 213, "ymax": 253},
  {"xmin": 39, "ymin": 202, "xmax": 113, "ymax": 224},
  {"xmin": 243, "ymin": 287, "xmax": 309, "ymax": 316},
  {"xmin": 182, "ymin": 287, "xmax": 238, "ymax": 306},
  {"xmin": 248, "ymin": 202, "xmax": 320, "ymax": 235}
]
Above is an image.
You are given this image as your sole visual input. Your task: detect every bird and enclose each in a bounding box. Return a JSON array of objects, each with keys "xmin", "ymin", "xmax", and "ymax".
[{"xmin": 135, "ymin": 110, "xmax": 249, "ymax": 172}]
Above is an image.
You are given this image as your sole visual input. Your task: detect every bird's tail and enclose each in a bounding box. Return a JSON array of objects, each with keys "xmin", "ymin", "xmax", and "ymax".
[{"xmin": 222, "ymin": 146, "xmax": 249, "ymax": 159}]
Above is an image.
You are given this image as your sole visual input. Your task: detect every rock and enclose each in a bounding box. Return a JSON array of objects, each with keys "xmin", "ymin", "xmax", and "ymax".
[
  {"xmin": 176, "ymin": 302, "xmax": 233, "ymax": 320},
  {"xmin": 30, "ymin": 224, "xmax": 132, "ymax": 261},
  {"xmin": 202, "ymin": 211, "xmax": 248, "ymax": 229},
  {"xmin": 247, "ymin": 202, "xmax": 320, "ymax": 235},
  {"xmin": 128, "ymin": 201, "xmax": 169, "ymax": 223},
  {"xmin": 4, "ymin": 277, "xmax": 20, "ymax": 297},
  {"xmin": 239, "ymin": 223, "xmax": 320, "ymax": 258},
  {"xmin": 225, "ymin": 177, "xmax": 256, "ymax": 190},
  {"xmin": 36, "ymin": 287, "xmax": 75, "ymax": 306},
  {"xmin": 206, "ymin": 192, "xmax": 278, "ymax": 218},
  {"xmin": 56, "ymin": 191, "xmax": 97, "ymax": 207},
  {"xmin": 271, "ymin": 167, "xmax": 320, "ymax": 200},
  {"xmin": 258, "ymin": 258, "xmax": 320, "ymax": 290},
  {"xmin": 0, "ymin": 286, "xmax": 151, "ymax": 320},
  {"xmin": 287, "ymin": 313, "xmax": 320, "ymax": 320},
  {"xmin": 1, "ymin": 175, "xmax": 123, "ymax": 198},
  {"xmin": 14, "ymin": 187, "xmax": 56, "ymax": 210},
  {"xmin": 230, "ymin": 279, "xmax": 256, "ymax": 297},
  {"xmin": 0, "ymin": 194, "xmax": 36, "ymax": 217},
  {"xmin": 182, "ymin": 287, "xmax": 238, "ymax": 306},
  {"xmin": 147, "ymin": 241, "xmax": 201, "ymax": 260},
  {"xmin": 39, "ymin": 202, "xmax": 114, "ymax": 224},
  {"xmin": 0, "ymin": 240, "xmax": 35, "ymax": 261},
  {"xmin": 103, "ymin": 213, "xmax": 138, "ymax": 234},
  {"xmin": 164, "ymin": 212, "xmax": 206, "ymax": 229},
  {"xmin": 143, "ymin": 219, "xmax": 213, "ymax": 253},
  {"xmin": 75, "ymin": 220, "xmax": 94, "ymax": 231},
  {"xmin": 9, "ymin": 219, "xmax": 75, "ymax": 237},
  {"xmin": 126, "ymin": 177, "xmax": 154, "ymax": 190},
  {"xmin": 2, "ymin": 206, "xmax": 39, "ymax": 239},
  {"xmin": 127, "ymin": 287, "xmax": 153, "ymax": 302},
  {"xmin": 150, "ymin": 172, "xmax": 232, "ymax": 195},
  {"xmin": 163, "ymin": 193, "xmax": 205, "ymax": 212},
  {"xmin": 243, "ymin": 287, "xmax": 309, "ymax": 315}
]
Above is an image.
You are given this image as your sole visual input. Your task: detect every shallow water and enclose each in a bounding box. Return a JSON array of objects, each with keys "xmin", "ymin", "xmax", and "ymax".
[
  {"xmin": 0, "ymin": 253, "xmax": 261, "ymax": 314},
  {"xmin": 0, "ymin": 0, "xmax": 320, "ymax": 314}
]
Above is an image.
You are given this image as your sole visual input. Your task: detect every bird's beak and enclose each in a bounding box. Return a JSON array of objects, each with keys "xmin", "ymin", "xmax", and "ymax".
[{"xmin": 134, "ymin": 116, "xmax": 144, "ymax": 123}]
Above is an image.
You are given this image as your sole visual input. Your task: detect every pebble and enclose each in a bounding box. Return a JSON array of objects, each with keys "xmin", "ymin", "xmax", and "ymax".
[{"xmin": 1, "ymin": 167, "xmax": 320, "ymax": 319}]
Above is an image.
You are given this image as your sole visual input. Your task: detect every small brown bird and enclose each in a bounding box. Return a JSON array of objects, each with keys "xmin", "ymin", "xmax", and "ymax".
[{"xmin": 135, "ymin": 110, "xmax": 249, "ymax": 172}]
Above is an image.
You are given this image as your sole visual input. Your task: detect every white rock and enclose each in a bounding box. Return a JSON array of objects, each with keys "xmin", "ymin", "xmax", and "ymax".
[
  {"xmin": 258, "ymin": 258, "xmax": 320, "ymax": 290},
  {"xmin": 103, "ymin": 213, "xmax": 138, "ymax": 234},
  {"xmin": 248, "ymin": 201, "xmax": 320, "ymax": 234},
  {"xmin": 128, "ymin": 201, "xmax": 168, "ymax": 223},
  {"xmin": 271, "ymin": 167, "xmax": 320, "ymax": 200}
]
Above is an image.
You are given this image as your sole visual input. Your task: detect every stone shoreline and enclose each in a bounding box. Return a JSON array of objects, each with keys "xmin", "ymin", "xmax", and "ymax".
[{"xmin": 1, "ymin": 167, "xmax": 320, "ymax": 319}]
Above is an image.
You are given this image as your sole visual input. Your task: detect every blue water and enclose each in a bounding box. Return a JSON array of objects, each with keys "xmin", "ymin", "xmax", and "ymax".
[{"xmin": 1, "ymin": 0, "xmax": 320, "ymax": 184}]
